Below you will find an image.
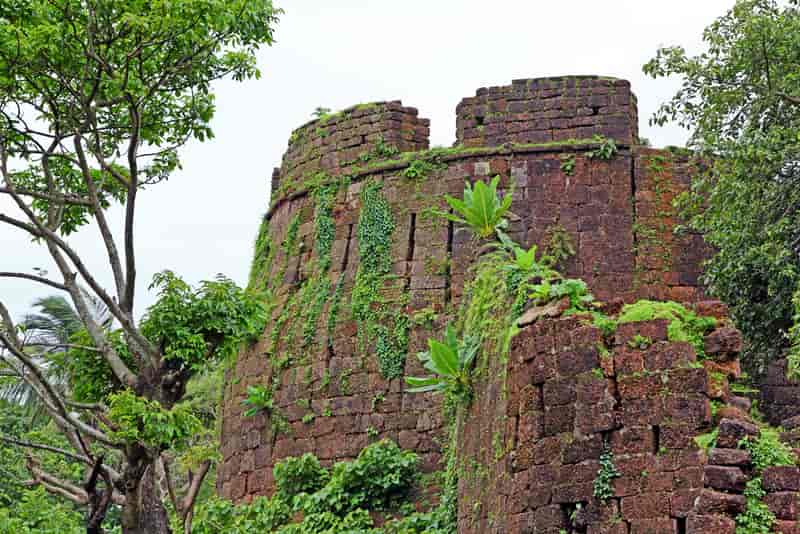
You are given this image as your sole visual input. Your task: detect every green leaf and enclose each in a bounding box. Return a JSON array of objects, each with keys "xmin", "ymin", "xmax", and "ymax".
[{"xmin": 427, "ymin": 339, "xmax": 458, "ymax": 378}]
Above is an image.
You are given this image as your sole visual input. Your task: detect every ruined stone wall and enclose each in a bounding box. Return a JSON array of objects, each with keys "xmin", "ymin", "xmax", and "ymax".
[
  {"xmin": 218, "ymin": 76, "xmax": 712, "ymax": 503},
  {"xmin": 460, "ymin": 312, "xmax": 800, "ymax": 534},
  {"xmin": 762, "ymin": 359, "xmax": 800, "ymax": 427}
]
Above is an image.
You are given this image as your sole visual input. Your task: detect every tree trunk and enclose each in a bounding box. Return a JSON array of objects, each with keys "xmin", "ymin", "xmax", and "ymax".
[{"xmin": 121, "ymin": 462, "xmax": 171, "ymax": 534}]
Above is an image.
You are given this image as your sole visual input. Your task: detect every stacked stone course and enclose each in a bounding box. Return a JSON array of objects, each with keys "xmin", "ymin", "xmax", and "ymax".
[
  {"xmin": 456, "ymin": 76, "xmax": 639, "ymax": 148},
  {"xmin": 762, "ymin": 358, "xmax": 800, "ymax": 427},
  {"xmin": 272, "ymin": 101, "xmax": 430, "ymax": 197},
  {"xmin": 461, "ymin": 310, "xmax": 800, "ymax": 533},
  {"xmin": 219, "ymin": 76, "xmax": 790, "ymax": 530}
]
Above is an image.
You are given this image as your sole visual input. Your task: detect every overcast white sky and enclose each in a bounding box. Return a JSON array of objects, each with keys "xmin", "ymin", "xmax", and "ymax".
[{"xmin": 0, "ymin": 0, "xmax": 735, "ymax": 319}]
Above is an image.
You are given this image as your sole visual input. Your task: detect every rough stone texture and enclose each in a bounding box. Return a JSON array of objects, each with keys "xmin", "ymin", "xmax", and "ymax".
[
  {"xmin": 762, "ymin": 358, "xmax": 800, "ymax": 426},
  {"xmin": 219, "ymin": 77, "xmax": 724, "ymax": 509},
  {"xmin": 459, "ymin": 315, "xmax": 800, "ymax": 533},
  {"xmin": 273, "ymin": 101, "xmax": 430, "ymax": 198},
  {"xmin": 458, "ymin": 315, "xmax": 711, "ymax": 533},
  {"xmin": 456, "ymin": 76, "xmax": 639, "ymax": 147}
]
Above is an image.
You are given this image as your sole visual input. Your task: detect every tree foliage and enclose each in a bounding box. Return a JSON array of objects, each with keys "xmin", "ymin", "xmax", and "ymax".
[
  {"xmin": 0, "ymin": 1, "xmax": 280, "ymax": 531},
  {"xmin": 644, "ymin": 0, "xmax": 800, "ymax": 375}
]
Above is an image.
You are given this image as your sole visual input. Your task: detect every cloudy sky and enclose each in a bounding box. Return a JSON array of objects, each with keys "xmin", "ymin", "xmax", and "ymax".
[{"xmin": 0, "ymin": 0, "xmax": 735, "ymax": 319}]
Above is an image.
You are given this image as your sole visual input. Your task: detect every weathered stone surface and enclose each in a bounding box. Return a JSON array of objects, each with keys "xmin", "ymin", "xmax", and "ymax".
[
  {"xmin": 693, "ymin": 301, "xmax": 730, "ymax": 320},
  {"xmin": 694, "ymin": 489, "xmax": 746, "ymax": 515},
  {"xmin": 517, "ymin": 297, "xmax": 570, "ymax": 327},
  {"xmin": 764, "ymin": 466, "xmax": 800, "ymax": 492},
  {"xmin": 218, "ymin": 75, "xmax": 800, "ymax": 534},
  {"xmin": 687, "ymin": 513, "xmax": 736, "ymax": 534},
  {"xmin": 708, "ymin": 448, "xmax": 751, "ymax": 467},
  {"xmin": 703, "ymin": 466, "xmax": 748, "ymax": 493},
  {"xmin": 704, "ymin": 327, "xmax": 743, "ymax": 359},
  {"xmin": 715, "ymin": 418, "xmax": 759, "ymax": 448},
  {"xmin": 765, "ymin": 492, "xmax": 800, "ymax": 520}
]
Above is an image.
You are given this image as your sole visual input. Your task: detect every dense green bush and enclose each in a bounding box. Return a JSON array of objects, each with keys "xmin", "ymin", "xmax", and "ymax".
[
  {"xmin": 191, "ymin": 495, "xmax": 291, "ymax": 534},
  {"xmin": 274, "ymin": 453, "xmax": 330, "ymax": 499},
  {"xmin": 739, "ymin": 427, "xmax": 797, "ymax": 472},
  {"xmin": 191, "ymin": 440, "xmax": 447, "ymax": 534},
  {"xmin": 0, "ymin": 488, "xmax": 85, "ymax": 534}
]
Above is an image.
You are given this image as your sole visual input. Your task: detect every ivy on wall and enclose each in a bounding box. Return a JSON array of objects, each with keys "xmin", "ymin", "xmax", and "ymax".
[{"xmin": 351, "ymin": 180, "xmax": 410, "ymax": 379}]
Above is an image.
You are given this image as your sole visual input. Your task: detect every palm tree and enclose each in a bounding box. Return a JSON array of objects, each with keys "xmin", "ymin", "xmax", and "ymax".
[{"xmin": 0, "ymin": 292, "xmax": 111, "ymax": 418}]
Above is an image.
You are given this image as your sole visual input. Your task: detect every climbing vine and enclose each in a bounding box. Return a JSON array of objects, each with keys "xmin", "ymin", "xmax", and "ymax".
[
  {"xmin": 295, "ymin": 181, "xmax": 339, "ymax": 349},
  {"xmin": 248, "ymin": 216, "xmax": 275, "ymax": 291},
  {"xmin": 633, "ymin": 154, "xmax": 675, "ymax": 288},
  {"xmin": 734, "ymin": 428, "xmax": 798, "ymax": 533},
  {"xmin": 351, "ymin": 180, "xmax": 409, "ymax": 379}
]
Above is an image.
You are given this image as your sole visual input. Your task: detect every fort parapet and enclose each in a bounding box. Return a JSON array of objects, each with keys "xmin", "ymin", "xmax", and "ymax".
[
  {"xmin": 215, "ymin": 77, "xmax": 800, "ymax": 534},
  {"xmin": 456, "ymin": 76, "xmax": 638, "ymax": 147}
]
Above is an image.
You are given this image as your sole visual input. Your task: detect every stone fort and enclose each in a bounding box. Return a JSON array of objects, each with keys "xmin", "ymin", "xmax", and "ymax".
[{"xmin": 218, "ymin": 76, "xmax": 800, "ymax": 533}]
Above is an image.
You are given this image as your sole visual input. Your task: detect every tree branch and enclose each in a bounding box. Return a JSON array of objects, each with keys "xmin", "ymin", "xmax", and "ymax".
[
  {"xmin": 778, "ymin": 92, "xmax": 800, "ymax": 106},
  {"xmin": 0, "ymin": 272, "xmax": 68, "ymax": 291},
  {"xmin": 180, "ymin": 460, "xmax": 210, "ymax": 521},
  {"xmin": 72, "ymin": 135, "xmax": 126, "ymax": 302},
  {"xmin": 0, "ymin": 435, "xmax": 91, "ymax": 466},
  {"xmin": 0, "ymin": 187, "xmax": 93, "ymax": 206}
]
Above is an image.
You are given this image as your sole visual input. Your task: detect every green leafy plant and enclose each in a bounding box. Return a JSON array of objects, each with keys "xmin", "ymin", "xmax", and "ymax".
[
  {"xmin": 593, "ymin": 445, "xmax": 621, "ymax": 502},
  {"xmin": 107, "ymin": 390, "xmax": 202, "ymax": 451},
  {"xmin": 313, "ymin": 106, "xmax": 332, "ymax": 119},
  {"xmin": 496, "ymin": 232, "xmax": 561, "ymax": 307},
  {"xmin": 142, "ymin": 271, "xmax": 268, "ymax": 370},
  {"xmin": 738, "ymin": 427, "xmax": 797, "ymax": 472},
  {"xmin": 542, "ymin": 224, "xmax": 577, "ymax": 268},
  {"xmin": 587, "ymin": 135, "xmax": 618, "ymax": 160},
  {"xmin": 733, "ymin": 427, "xmax": 797, "ymax": 533},
  {"xmin": 736, "ymin": 478, "xmax": 775, "ymax": 534},
  {"xmin": 550, "ymin": 279, "xmax": 595, "ymax": 310},
  {"xmin": 273, "ymin": 453, "xmax": 330, "ymax": 499},
  {"xmin": 787, "ymin": 285, "xmax": 800, "ymax": 380},
  {"xmin": 560, "ymin": 154, "xmax": 577, "ymax": 175},
  {"xmin": 442, "ymin": 176, "xmax": 513, "ymax": 239},
  {"xmin": 529, "ymin": 278, "xmax": 595, "ymax": 314},
  {"xmin": 403, "ymin": 159, "xmax": 437, "ymax": 180},
  {"xmin": 295, "ymin": 440, "xmax": 419, "ymax": 519},
  {"xmin": 628, "ymin": 334, "xmax": 653, "ymax": 350},
  {"xmin": 0, "ymin": 487, "xmax": 84, "ymax": 534},
  {"xmin": 241, "ymin": 384, "xmax": 274, "ymax": 418},
  {"xmin": 191, "ymin": 495, "xmax": 291, "ymax": 534},
  {"xmin": 616, "ymin": 300, "xmax": 716, "ymax": 357},
  {"xmin": 694, "ymin": 429, "xmax": 719, "ymax": 452},
  {"xmin": 405, "ymin": 325, "xmax": 480, "ymax": 404}
]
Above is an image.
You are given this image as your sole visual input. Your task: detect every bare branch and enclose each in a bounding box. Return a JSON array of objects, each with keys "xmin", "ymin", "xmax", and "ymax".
[
  {"xmin": 778, "ymin": 92, "xmax": 800, "ymax": 106},
  {"xmin": 63, "ymin": 399, "xmax": 109, "ymax": 412},
  {"xmin": 0, "ymin": 186, "xmax": 157, "ymax": 371},
  {"xmin": 0, "ymin": 272, "xmax": 68, "ymax": 291},
  {"xmin": 26, "ymin": 456, "xmax": 88, "ymax": 505},
  {"xmin": 0, "ymin": 301, "xmax": 22, "ymax": 347},
  {"xmin": 0, "ymin": 187, "xmax": 93, "ymax": 206},
  {"xmin": 72, "ymin": 135, "xmax": 126, "ymax": 301},
  {"xmin": 0, "ymin": 435, "xmax": 91, "ymax": 466},
  {"xmin": 0, "ymin": 331, "xmax": 119, "ymax": 448}
]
